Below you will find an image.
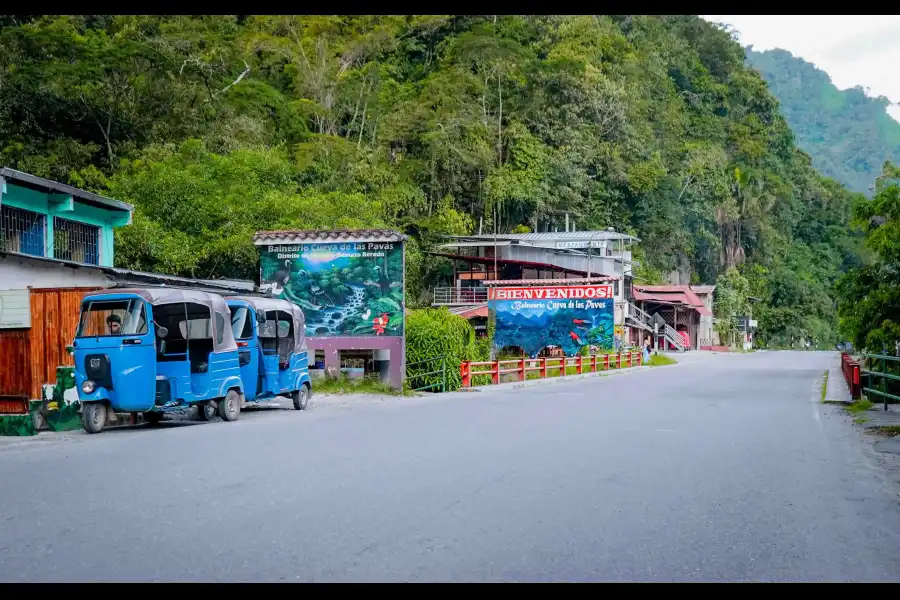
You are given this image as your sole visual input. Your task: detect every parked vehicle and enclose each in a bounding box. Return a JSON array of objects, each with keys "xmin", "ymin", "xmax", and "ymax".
[
  {"xmin": 226, "ymin": 296, "xmax": 311, "ymax": 410},
  {"xmin": 73, "ymin": 288, "xmax": 245, "ymax": 433}
]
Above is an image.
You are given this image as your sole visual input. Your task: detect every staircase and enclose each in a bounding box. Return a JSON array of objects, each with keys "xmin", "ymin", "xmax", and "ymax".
[{"xmin": 626, "ymin": 302, "xmax": 687, "ymax": 352}]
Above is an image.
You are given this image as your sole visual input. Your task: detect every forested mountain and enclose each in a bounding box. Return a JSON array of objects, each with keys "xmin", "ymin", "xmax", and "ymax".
[
  {"xmin": 0, "ymin": 15, "xmax": 864, "ymax": 347},
  {"xmin": 746, "ymin": 47, "xmax": 900, "ymax": 196}
]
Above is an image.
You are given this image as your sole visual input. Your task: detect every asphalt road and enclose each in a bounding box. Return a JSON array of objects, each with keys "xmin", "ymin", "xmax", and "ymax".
[{"xmin": 3, "ymin": 351, "xmax": 900, "ymax": 582}]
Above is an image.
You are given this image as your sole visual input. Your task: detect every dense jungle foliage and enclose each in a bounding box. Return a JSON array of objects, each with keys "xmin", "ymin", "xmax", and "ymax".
[
  {"xmin": 837, "ymin": 162, "xmax": 900, "ymax": 354},
  {"xmin": 746, "ymin": 47, "xmax": 900, "ymax": 197},
  {"xmin": 0, "ymin": 15, "xmax": 870, "ymax": 348}
]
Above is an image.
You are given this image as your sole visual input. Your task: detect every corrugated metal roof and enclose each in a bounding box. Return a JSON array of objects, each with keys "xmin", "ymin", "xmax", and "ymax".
[
  {"xmin": 690, "ymin": 285, "xmax": 716, "ymax": 294},
  {"xmin": 482, "ymin": 276, "xmax": 618, "ymax": 286},
  {"xmin": 436, "ymin": 241, "xmax": 513, "ymax": 248},
  {"xmin": 633, "ymin": 286, "xmax": 713, "ymax": 317},
  {"xmin": 449, "ymin": 304, "xmax": 489, "ymax": 319},
  {"xmin": 0, "ymin": 250, "xmax": 256, "ymax": 293},
  {"xmin": 634, "ymin": 285, "xmax": 687, "ymax": 293},
  {"xmin": 445, "ymin": 230, "xmax": 640, "ymax": 242},
  {"xmin": 0, "ymin": 167, "xmax": 134, "ymax": 214},
  {"xmin": 426, "ymin": 252, "xmax": 592, "ymax": 277},
  {"xmin": 253, "ymin": 229, "xmax": 407, "ymax": 244}
]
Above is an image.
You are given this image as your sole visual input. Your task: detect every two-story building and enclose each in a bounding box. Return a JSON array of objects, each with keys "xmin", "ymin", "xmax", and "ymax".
[
  {"xmin": 629, "ymin": 284, "xmax": 716, "ymax": 351},
  {"xmin": 430, "ymin": 229, "xmax": 719, "ymax": 352},
  {"xmin": 429, "ymin": 229, "xmax": 639, "ymax": 340}
]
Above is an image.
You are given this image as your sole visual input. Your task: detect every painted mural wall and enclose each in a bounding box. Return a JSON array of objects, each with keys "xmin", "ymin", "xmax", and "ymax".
[
  {"xmin": 259, "ymin": 241, "xmax": 404, "ymax": 337},
  {"xmin": 489, "ymin": 285, "xmax": 615, "ymax": 357}
]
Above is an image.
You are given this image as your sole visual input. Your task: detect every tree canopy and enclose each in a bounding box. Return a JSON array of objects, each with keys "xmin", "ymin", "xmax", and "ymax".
[
  {"xmin": 837, "ymin": 162, "xmax": 900, "ymax": 352},
  {"xmin": 0, "ymin": 15, "xmax": 867, "ymax": 346}
]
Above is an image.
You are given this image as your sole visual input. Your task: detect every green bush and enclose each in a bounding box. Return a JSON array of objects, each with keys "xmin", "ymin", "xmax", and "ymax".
[
  {"xmin": 472, "ymin": 336, "xmax": 492, "ymax": 362},
  {"xmin": 406, "ymin": 308, "xmax": 481, "ymax": 392}
]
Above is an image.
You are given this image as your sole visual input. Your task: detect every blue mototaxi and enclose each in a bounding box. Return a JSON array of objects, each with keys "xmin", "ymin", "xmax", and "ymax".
[
  {"xmin": 73, "ymin": 288, "xmax": 245, "ymax": 433},
  {"xmin": 226, "ymin": 296, "xmax": 312, "ymax": 410}
]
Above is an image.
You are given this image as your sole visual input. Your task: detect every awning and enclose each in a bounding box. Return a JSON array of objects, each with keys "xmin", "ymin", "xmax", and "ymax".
[{"xmin": 451, "ymin": 305, "xmax": 488, "ymax": 319}]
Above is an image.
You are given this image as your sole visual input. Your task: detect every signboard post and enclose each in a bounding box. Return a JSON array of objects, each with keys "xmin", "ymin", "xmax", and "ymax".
[{"xmin": 488, "ymin": 285, "xmax": 615, "ymax": 357}]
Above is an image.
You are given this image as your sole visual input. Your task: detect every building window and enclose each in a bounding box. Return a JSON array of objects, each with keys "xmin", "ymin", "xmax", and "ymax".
[
  {"xmin": 1, "ymin": 204, "xmax": 46, "ymax": 257},
  {"xmin": 53, "ymin": 217, "xmax": 99, "ymax": 264}
]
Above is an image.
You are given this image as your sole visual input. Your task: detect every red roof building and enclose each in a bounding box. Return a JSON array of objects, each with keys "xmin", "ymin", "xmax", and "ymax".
[{"xmin": 628, "ymin": 284, "xmax": 716, "ymax": 351}]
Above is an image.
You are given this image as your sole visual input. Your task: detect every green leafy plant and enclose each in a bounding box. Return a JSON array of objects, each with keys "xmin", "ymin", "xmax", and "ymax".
[{"xmin": 406, "ymin": 307, "xmax": 480, "ymax": 392}]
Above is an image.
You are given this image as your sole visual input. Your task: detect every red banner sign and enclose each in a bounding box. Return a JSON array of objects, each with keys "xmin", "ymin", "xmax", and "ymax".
[{"xmin": 487, "ymin": 285, "xmax": 614, "ymax": 301}]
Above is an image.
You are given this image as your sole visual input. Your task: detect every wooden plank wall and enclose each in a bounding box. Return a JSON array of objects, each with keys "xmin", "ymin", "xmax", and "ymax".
[
  {"xmin": 28, "ymin": 288, "xmax": 101, "ymax": 399},
  {"xmin": 0, "ymin": 329, "xmax": 31, "ymax": 397},
  {"xmin": 0, "ymin": 287, "xmax": 102, "ymax": 400}
]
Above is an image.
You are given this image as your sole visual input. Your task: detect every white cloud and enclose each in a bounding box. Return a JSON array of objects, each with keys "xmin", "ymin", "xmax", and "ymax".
[{"xmin": 702, "ymin": 15, "xmax": 900, "ymax": 121}]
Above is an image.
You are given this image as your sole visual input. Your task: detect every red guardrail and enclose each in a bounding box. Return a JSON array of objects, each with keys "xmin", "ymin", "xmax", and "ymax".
[
  {"xmin": 840, "ymin": 352, "xmax": 862, "ymax": 400},
  {"xmin": 460, "ymin": 352, "xmax": 642, "ymax": 388}
]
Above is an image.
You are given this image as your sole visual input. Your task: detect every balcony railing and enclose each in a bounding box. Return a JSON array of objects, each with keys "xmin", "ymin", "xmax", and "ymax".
[{"xmin": 433, "ymin": 287, "xmax": 488, "ymax": 305}]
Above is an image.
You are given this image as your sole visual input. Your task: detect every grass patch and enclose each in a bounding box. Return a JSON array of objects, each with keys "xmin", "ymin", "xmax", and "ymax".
[
  {"xmin": 313, "ymin": 375, "xmax": 407, "ymax": 396},
  {"xmin": 854, "ymin": 417, "xmax": 869, "ymax": 424},
  {"xmin": 846, "ymin": 398, "xmax": 874, "ymax": 415},
  {"xmin": 865, "ymin": 425, "xmax": 900, "ymax": 437},
  {"xmin": 820, "ymin": 370, "xmax": 829, "ymax": 403},
  {"xmin": 645, "ymin": 354, "xmax": 678, "ymax": 367}
]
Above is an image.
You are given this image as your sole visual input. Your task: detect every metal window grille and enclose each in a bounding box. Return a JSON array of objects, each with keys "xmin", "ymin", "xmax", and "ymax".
[
  {"xmin": 1, "ymin": 204, "xmax": 46, "ymax": 257},
  {"xmin": 53, "ymin": 217, "xmax": 99, "ymax": 265}
]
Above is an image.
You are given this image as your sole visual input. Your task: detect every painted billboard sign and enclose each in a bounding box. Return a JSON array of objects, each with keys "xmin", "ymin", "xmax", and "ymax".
[
  {"xmin": 259, "ymin": 242, "xmax": 404, "ymax": 337},
  {"xmin": 489, "ymin": 285, "xmax": 615, "ymax": 357}
]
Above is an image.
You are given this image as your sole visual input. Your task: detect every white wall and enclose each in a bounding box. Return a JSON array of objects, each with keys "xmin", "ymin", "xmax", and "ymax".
[
  {"xmin": 0, "ymin": 255, "xmax": 111, "ymax": 290},
  {"xmin": 0, "ymin": 289, "xmax": 30, "ymax": 327}
]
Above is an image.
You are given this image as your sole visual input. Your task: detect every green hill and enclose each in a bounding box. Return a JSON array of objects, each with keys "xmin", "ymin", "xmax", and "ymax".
[
  {"xmin": 0, "ymin": 16, "xmax": 866, "ymax": 347},
  {"xmin": 746, "ymin": 47, "xmax": 900, "ymax": 196}
]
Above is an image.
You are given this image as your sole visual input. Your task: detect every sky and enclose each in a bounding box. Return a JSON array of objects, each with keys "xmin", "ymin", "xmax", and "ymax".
[{"xmin": 702, "ymin": 15, "xmax": 900, "ymax": 121}]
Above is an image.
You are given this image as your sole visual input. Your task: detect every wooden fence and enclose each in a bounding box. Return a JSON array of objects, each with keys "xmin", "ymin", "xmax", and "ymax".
[{"xmin": 460, "ymin": 352, "xmax": 642, "ymax": 388}]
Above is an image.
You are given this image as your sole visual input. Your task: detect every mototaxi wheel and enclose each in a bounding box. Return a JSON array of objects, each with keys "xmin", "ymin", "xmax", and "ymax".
[
  {"xmin": 198, "ymin": 401, "xmax": 218, "ymax": 421},
  {"xmin": 82, "ymin": 402, "xmax": 106, "ymax": 434},
  {"xmin": 219, "ymin": 389, "xmax": 241, "ymax": 422},
  {"xmin": 144, "ymin": 411, "xmax": 163, "ymax": 426},
  {"xmin": 292, "ymin": 384, "xmax": 310, "ymax": 411}
]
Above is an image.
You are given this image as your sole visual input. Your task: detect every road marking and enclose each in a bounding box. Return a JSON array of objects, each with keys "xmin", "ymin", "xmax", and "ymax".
[
  {"xmin": 655, "ymin": 429, "xmax": 677, "ymax": 433},
  {"xmin": 810, "ymin": 377, "xmax": 824, "ymax": 431}
]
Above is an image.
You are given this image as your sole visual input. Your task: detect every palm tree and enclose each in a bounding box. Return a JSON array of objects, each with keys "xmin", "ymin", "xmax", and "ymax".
[{"xmin": 720, "ymin": 166, "xmax": 775, "ymax": 269}]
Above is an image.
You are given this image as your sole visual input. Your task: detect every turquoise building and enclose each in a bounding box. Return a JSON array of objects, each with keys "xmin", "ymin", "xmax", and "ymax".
[{"xmin": 0, "ymin": 167, "xmax": 133, "ymax": 267}]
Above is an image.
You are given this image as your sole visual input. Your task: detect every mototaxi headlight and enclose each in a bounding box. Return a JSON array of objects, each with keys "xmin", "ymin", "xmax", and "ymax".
[{"xmin": 82, "ymin": 380, "xmax": 96, "ymax": 394}]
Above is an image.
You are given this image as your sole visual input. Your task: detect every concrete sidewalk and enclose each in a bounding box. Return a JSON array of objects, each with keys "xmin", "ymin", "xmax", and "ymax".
[{"xmin": 825, "ymin": 361, "xmax": 852, "ymax": 403}]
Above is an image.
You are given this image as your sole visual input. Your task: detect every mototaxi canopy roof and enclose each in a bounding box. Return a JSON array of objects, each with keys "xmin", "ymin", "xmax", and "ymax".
[
  {"xmin": 82, "ymin": 288, "xmax": 238, "ymax": 352},
  {"xmin": 226, "ymin": 296, "xmax": 306, "ymax": 351}
]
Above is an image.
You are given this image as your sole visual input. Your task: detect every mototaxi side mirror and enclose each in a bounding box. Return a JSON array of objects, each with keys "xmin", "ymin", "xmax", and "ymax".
[{"xmin": 156, "ymin": 326, "xmax": 169, "ymax": 339}]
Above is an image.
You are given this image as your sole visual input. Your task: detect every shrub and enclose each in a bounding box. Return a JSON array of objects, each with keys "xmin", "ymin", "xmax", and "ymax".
[{"xmin": 406, "ymin": 307, "xmax": 480, "ymax": 392}]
